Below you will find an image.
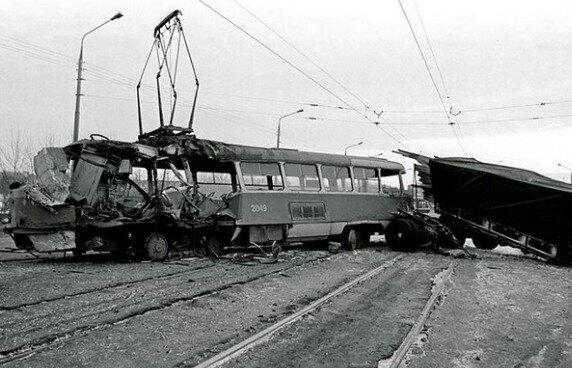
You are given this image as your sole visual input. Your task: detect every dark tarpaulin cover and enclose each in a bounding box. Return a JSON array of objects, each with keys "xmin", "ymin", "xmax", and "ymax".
[{"xmin": 429, "ymin": 157, "xmax": 572, "ymax": 244}]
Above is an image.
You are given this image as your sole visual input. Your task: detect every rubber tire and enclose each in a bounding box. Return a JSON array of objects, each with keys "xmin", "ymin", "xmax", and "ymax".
[
  {"xmin": 385, "ymin": 219, "xmax": 419, "ymax": 251},
  {"xmin": 144, "ymin": 233, "xmax": 169, "ymax": 261},
  {"xmin": 472, "ymin": 234, "xmax": 498, "ymax": 250}
]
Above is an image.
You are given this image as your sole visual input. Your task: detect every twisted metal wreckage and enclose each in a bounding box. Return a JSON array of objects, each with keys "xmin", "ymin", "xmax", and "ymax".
[
  {"xmin": 5, "ymin": 10, "xmax": 234, "ymax": 260},
  {"xmin": 7, "ymin": 136, "xmax": 276, "ymax": 260}
]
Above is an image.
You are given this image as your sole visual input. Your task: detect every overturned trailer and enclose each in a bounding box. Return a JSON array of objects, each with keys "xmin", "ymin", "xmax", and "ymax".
[
  {"xmin": 431, "ymin": 158, "xmax": 572, "ymax": 263},
  {"xmin": 391, "ymin": 151, "xmax": 572, "ymax": 264}
]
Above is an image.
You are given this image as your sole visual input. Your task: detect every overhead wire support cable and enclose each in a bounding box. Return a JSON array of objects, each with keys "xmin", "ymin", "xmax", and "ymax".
[
  {"xmin": 396, "ymin": 0, "xmax": 466, "ymax": 155},
  {"xmin": 411, "ymin": 0, "xmax": 450, "ymax": 103},
  {"xmin": 412, "ymin": 0, "xmax": 468, "ymax": 148},
  {"xmin": 233, "ymin": 0, "xmax": 416, "ymax": 149},
  {"xmin": 232, "ymin": 0, "xmax": 369, "ymax": 109},
  {"xmin": 462, "ymin": 99, "xmax": 572, "ymax": 112},
  {"xmin": 198, "ymin": 0, "xmax": 407, "ymax": 148}
]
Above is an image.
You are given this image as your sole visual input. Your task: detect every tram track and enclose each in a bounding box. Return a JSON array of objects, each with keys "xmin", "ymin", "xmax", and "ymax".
[
  {"xmin": 0, "ymin": 251, "xmax": 331, "ymax": 364},
  {"xmin": 190, "ymin": 254, "xmax": 405, "ymax": 368},
  {"xmin": 379, "ymin": 261, "xmax": 456, "ymax": 368},
  {"xmin": 199, "ymin": 254, "xmax": 453, "ymax": 368},
  {"xmin": 0, "ymin": 259, "xmax": 217, "ymax": 311}
]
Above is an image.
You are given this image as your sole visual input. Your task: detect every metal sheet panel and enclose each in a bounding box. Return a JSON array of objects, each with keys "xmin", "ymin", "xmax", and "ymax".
[{"xmin": 70, "ymin": 153, "xmax": 106, "ymax": 205}]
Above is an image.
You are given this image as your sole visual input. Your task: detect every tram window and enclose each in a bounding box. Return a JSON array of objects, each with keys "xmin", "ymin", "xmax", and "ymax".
[
  {"xmin": 159, "ymin": 168, "xmax": 188, "ymax": 190},
  {"xmin": 321, "ymin": 165, "xmax": 352, "ymax": 192},
  {"xmin": 380, "ymin": 171, "xmax": 402, "ymax": 195},
  {"xmin": 284, "ymin": 163, "xmax": 320, "ymax": 191},
  {"xmin": 354, "ymin": 167, "xmax": 380, "ymax": 193},
  {"xmin": 196, "ymin": 171, "xmax": 234, "ymax": 198},
  {"xmin": 197, "ymin": 172, "xmax": 215, "ymax": 184},
  {"xmin": 290, "ymin": 202, "xmax": 326, "ymax": 220},
  {"xmin": 240, "ymin": 162, "xmax": 283, "ymax": 190},
  {"xmin": 131, "ymin": 167, "xmax": 149, "ymax": 193},
  {"xmin": 197, "ymin": 171, "xmax": 232, "ymax": 185}
]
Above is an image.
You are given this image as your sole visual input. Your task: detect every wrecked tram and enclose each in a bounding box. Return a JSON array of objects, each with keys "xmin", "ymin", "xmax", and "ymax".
[{"xmin": 5, "ymin": 132, "xmax": 410, "ymax": 260}]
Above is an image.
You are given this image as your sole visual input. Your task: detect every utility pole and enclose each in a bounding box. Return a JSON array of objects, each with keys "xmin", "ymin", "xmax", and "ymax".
[{"xmin": 73, "ymin": 12, "xmax": 123, "ymax": 142}]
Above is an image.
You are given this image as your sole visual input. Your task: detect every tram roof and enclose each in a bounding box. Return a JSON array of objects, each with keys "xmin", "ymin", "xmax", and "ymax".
[
  {"xmin": 140, "ymin": 135, "xmax": 405, "ymax": 172},
  {"xmin": 64, "ymin": 134, "xmax": 405, "ymax": 173}
]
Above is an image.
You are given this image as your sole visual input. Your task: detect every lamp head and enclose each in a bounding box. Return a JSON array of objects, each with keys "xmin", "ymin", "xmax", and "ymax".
[{"xmin": 111, "ymin": 12, "xmax": 123, "ymax": 21}]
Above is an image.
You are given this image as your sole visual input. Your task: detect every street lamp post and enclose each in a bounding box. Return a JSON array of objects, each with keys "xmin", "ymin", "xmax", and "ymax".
[
  {"xmin": 557, "ymin": 163, "xmax": 572, "ymax": 184},
  {"xmin": 276, "ymin": 109, "xmax": 304, "ymax": 148},
  {"xmin": 73, "ymin": 12, "xmax": 124, "ymax": 142},
  {"xmin": 344, "ymin": 141, "xmax": 363, "ymax": 155}
]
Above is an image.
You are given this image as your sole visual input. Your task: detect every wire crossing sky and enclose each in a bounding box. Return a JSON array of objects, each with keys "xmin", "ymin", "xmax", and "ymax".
[{"xmin": 1, "ymin": 0, "xmax": 571, "ymax": 180}]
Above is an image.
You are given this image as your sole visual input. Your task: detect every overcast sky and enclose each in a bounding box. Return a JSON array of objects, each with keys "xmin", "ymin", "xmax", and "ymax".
[{"xmin": 1, "ymin": 0, "xmax": 572, "ymax": 181}]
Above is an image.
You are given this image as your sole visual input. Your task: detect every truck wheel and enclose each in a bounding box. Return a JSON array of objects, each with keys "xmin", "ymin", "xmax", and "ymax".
[
  {"xmin": 144, "ymin": 233, "xmax": 169, "ymax": 261},
  {"xmin": 385, "ymin": 219, "xmax": 419, "ymax": 251},
  {"xmin": 472, "ymin": 234, "xmax": 498, "ymax": 250}
]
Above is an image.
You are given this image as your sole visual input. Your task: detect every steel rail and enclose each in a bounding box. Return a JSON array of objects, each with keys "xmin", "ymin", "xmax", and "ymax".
[
  {"xmin": 0, "ymin": 252, "xmax": 332, "ymax": 363},
  {"xmin": 383, "ymin": 261, "xmax": 456, "ymax": 368},
  {"xmin": 193, "ymin": 254, "xmax": 404, "ymax": 368}
]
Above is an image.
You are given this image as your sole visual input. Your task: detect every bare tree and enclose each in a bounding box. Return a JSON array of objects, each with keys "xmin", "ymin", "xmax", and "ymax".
[{"xmin": 0, "ymin": 129, "xmax": 32, "ymax": 203}]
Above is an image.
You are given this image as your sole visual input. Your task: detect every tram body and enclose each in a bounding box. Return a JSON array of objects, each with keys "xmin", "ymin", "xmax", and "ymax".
[
  {"xmin": 141, "ymin": 134, "xmax": 411, "ymax": 248},
  {"xmin": 5, "ymin": 133, "xmax": 411, "ymax": 257}
]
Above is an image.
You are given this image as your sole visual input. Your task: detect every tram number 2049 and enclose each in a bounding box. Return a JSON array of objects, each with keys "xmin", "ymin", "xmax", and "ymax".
[{"xmin": 250, "ymin": 204, "xmax": 268, "ymax": 212}]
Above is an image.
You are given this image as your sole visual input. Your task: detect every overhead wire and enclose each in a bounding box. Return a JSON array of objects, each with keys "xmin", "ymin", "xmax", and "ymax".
[
  {"xmin": 232, "ymin": 0, "xmax": 417, "ymax": 149},
  {"xmin": 202, "ymin": 92, "xmax": 354, "ymax": 110},
  {"xmin": 10, "ymin": 34, "xmax": 569, "ymax": 120},
  {"xmin": 396, "ymin": 0, "xmax": 466, "ymax": 155},
  {"xmin": 411, "ymin": 0, "xmax": 468, "ymax": 147},
  {"xmin": 306, "ymin": 113, "xmax": 572, "ymax": 126},
  {"xmin": 462, "ymin": 99, "xmax": 572, "ymax": 112},
  {"xmin": 198, "ymin": 0, "xmax": 407, "ymax": 148},
  {"xmin": 232, "ymin": 0, "xmax": 369, "ymax": 108},
  {"xmin": 411, "ymin": 1, "xmax": 450, "ymax": 106},
  {"xmin": 0, "ymin": 36, "xmax": 140, "ymax": 87}
]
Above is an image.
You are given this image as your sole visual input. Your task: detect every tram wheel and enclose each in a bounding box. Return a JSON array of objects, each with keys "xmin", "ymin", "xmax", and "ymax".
[
  {"xmin": 72, "ymin": 248, "xmax": 83, "ymax": 259},
  {"xmin": 344, "ymin": 229, "xmax": 359, "ymax": 251},
  {"xmin": 555, "ymin": 242, "xmax": 572, "ymax": 266},
  {"xmin": 472, "ymin": 234, "xmax": 498, "ymax": 250},
  {"xmin": 385, "ymin": 219, "xmax": 419, "ymax": 251},
  {"xmin": 144, "ymin": 233, "xmax": 170, "ymax": 261},
  {"xmin": 205, "ymin": 234, "xmax": 223, "ymax": 258}
]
